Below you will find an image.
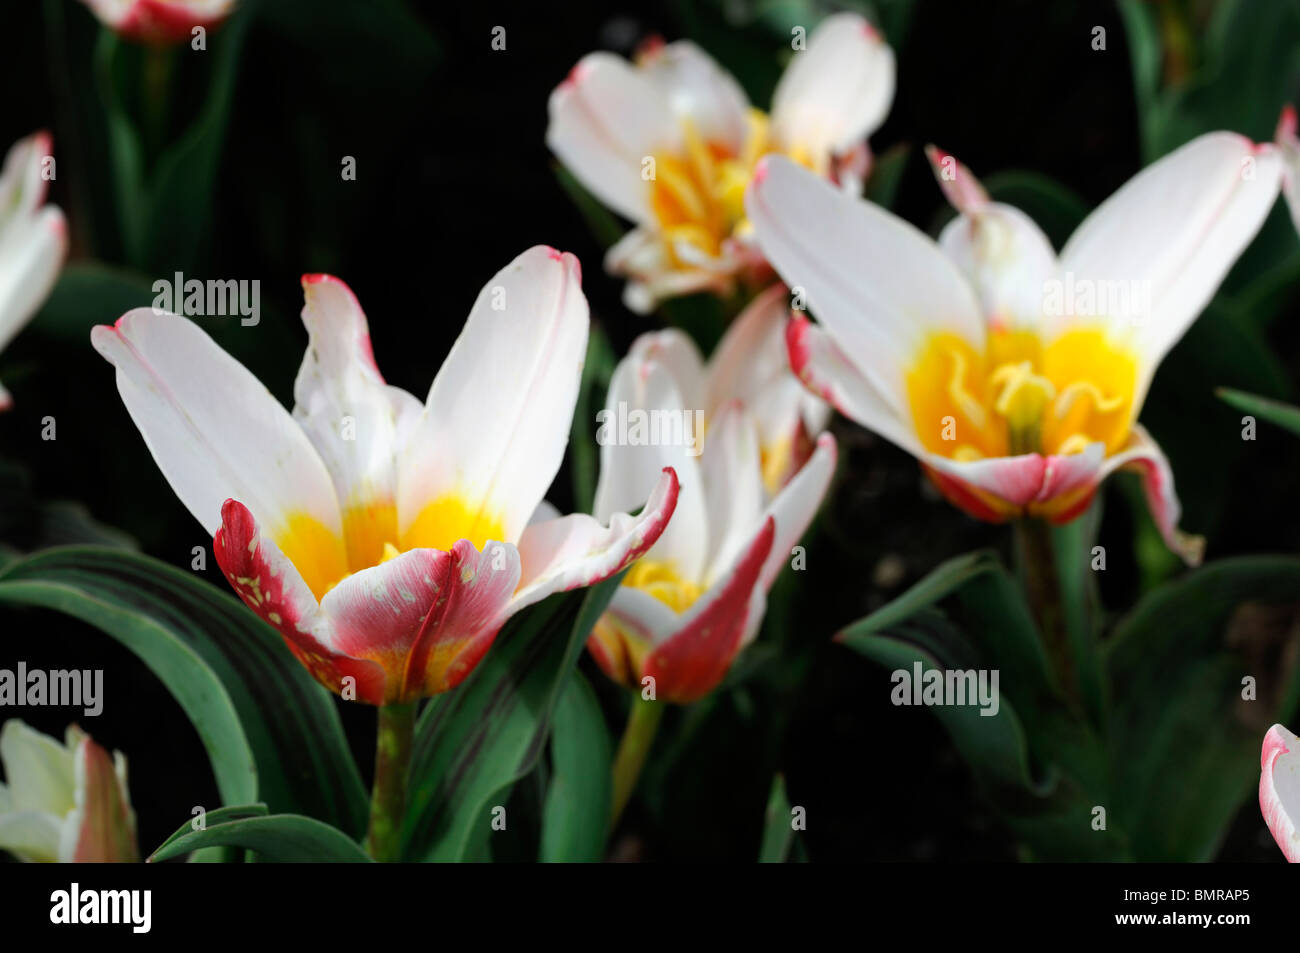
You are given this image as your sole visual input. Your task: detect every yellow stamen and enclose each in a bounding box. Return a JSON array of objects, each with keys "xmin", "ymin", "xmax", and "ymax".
[
  {"xmin": 623, "ymin": 560, "xmax": 702, "ymax": 614},
  {"xmin": 905, "ymin": 326, "xmax": 1140, "ymax": 463}
]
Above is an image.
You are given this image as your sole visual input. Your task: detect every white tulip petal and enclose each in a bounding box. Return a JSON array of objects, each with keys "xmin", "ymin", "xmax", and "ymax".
[
  {"xmin": 1059, "ymin": 132, "xmax": 1282, "ymax": 409},
  {"xmin": 746, "ymin": 155, "xmax": 985, "ymax": 411},
  {"xmin": 91, "ymin": 309, "xmax": 344, "ymax": 542},
  {"xmin": 771, "ymin": 13, "xmax": 895, "ymax": 164},
  {"xmin": 547, "ymin": 52, "xmax": 681, "ymax": 224},
  {"xmin": 701, "ymin": 403, "xmax": 765, "ymax": 585},
  {"xmin": 639, "ymin": 39, "xmax": 751, "ymax": 155},
  {"xmin": 594, "ymin": 353, "xmax": 708, "ymax": 581},
  {"xmin": 399, "ymin": 246, "xmax": 588, "ymax": 547}
]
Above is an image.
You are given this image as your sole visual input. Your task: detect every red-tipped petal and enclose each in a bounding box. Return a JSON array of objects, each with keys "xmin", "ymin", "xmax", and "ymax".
[
  {"xmin": 1260, "ymin": 724, "xmax": 1300, "ymax": 862},
  {"xmin": 214, "ymin": 499, "xmax": 387, "ymax": 704},
  {"xmin": 643, "ymin": 516, "xmax": 775, "ymax": 703}
]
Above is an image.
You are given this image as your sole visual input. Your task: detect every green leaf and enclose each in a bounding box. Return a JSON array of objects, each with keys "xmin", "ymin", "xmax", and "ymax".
[
  {"xmin": 152, "ymin": 803, "xmax": 268, "ymax": 857},
  {"xmin": 1106, "ymin": 556, "xmax": 1300, "ymax": 861},
  {"xmin": 1049, "ymin": 502, "xmax": 1106, "ymax": 728},
  {"xmin": 841, "ymin": 618, "xmax": 1041, "ymax": 797},
  {"xmin": 137, "ymin": 15, "xmax": 249, "ymax": 274},
  {"xmin": 758, "ymin": 774, "xmax": 795, "ymax": 862},
  {"xmin": 402, "ymin": 571, "xmax": 626, "ymax": 861},
  {"xmin": 150, "ymin": 810, "xmax": 371, "ymax": 864},
  {"xmin": 539, "ymin": 671, "xmax": 612, "ymax": 862},
  {"xmin": 838, "ymin": 550, "xmax": 1054, "ymax": 709},
  {"xmin": 1216, "ymin": 387, "xmax": 1300, "ymax": 438},
  {"xmin": 0, "ymin": 547, "xmax": 368, "ymax": 836}
]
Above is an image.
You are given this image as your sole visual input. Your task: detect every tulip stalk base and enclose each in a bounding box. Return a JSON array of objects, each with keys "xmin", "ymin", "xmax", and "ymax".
[
  {"xmin": 610, "ymin": 697, "xmax": 665, "ymax": 830},
  {"xmin": 1014, "ymin": 517, "xmax": 1077, "ymax": 706},
  {"xmin": 365, "ymin": 701, "xmax": 416, "ymax": 862}
]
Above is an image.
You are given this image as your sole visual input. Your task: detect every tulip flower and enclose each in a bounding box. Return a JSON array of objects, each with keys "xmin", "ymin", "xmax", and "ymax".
[
  {"xmin": 746, "ymin": 132, "xmax": 1283, "ymax": 564},
  {"xmin": 588, "ymin": 325, "xmax": 837, "ymax": 706},
  {"xmin": 79, "ymin": 0, "xmax": 234, "ymax": 44},
  {"xmin": 705, "ymin": 285, "xmax": 831, "ymax": 494},
  {"xmin": 1260, "ymin": 723, "xmax": 1299, "ymax": 862},
  {"xmin": 547, "ymin": 13, "xmax": 894, "ymax": 313},
  {"xmin": 0, "ymin": 132, "xmax": 68, "ymax": 411},
  {"xmin": 92, "ymin": 247, "xmax": 680, "ymax": 708},
  {"xmin": 0, "ymin": 720, "xmax": 139, "ymax": 863}
]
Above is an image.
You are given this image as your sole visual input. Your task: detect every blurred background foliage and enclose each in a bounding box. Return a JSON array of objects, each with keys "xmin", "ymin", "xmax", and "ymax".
[{"xmin": 2, "ymin": 0, "xmax": 1299, "ymax": 860}]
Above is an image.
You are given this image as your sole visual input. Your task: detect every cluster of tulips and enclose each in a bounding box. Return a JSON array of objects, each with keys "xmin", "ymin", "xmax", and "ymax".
[{"xmin": 1, "ymin": 0, "xmax": 1299, "ymax": 864}]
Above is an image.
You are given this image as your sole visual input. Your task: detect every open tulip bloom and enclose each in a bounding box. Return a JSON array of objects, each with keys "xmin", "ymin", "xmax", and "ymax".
[
  {"xmin": 1260, "ymin": 723, "xmax": 1300, "ymax": 862},
  {"xmin": 79, "ymin": 0, "xmax": 235, "ymax": 44},
  {"xmin": 0, "ymin": 720, "xmax": 138, "ymax": 863},
  {"xmin": 92, "ymin": 246, "xmax": 679, "ymax": 708},
  {"xmin": 746, "ymin": 132, "xmax": 1284, "ymax": 563},
  {"xmin": 588, "ymin": 319, "xmax": 836, "ymax": 705},
  {"xmin": 547, "ymin": 13, "xmax": 894, "ymax": 313},
  {"xmin": 0, "ymin": 131, "xmax": 67, "ymax": 411}
]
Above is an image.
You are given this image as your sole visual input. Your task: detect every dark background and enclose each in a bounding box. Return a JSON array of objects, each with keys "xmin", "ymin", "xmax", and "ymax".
[{"xmin": 1, "ymin": 0, "xmax": 1297, "ymax": 861}]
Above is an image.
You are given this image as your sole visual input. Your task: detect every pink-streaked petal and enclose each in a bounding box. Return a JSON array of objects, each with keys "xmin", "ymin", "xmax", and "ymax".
[
  {"xmin": 924, "ymin": 145, "xmax": 989, "ymax": 214},
  {"xmin": 0, "ymin": 131, "xmax": 68, "ymax": 389},
  {"xmin": 546, "ymin": 53, "xmax": 681, "ymax": 224},
  {"xmin": 706, "ymin": 284, "xmax": 790, "ymax": 413},
  {"xmin": 586, "ymin": 585, "xmax": 681, "ymax": 689},
  {"xmin": 1059, "ymin": 132, "xmax": 1282, "ymax": 409},
  {"xmin": 1277, "ymin": 106, "xmax": 1300, "ymax": 238},
  {"xmin": 638, "ymin": 39, "xmax": 750, "ymax": 155},
  {"xmin": 629, "ymin": 328, "xmax": 707, "ymax": 415},
  {"xmin": 213, "ymin": 499, "xmax": 387, "ymax": 704},
  {"xmin": 785, "ymin": 314, "xmax": 920, "ymax": 455},
  {"xmin": 1097, "ymin": 423, "xmax": 1203, "ymax": 566},
  {"xmin": 399, "ymin": 247, "xmax": 587, "ymax": 548},
  {"xmin": 1260, "ymin": 723, "xmax": 1300, "ymax": 863},
  {"xmin": 320, "ymin": 539, "xmax": 522, "ymax": 701},
  {"xmin": 67, "ymin": 736, "xmax": 138, "ymax": 863},
  {"xmin": 293, "ymin": 274, "xmax": 406, "ymax": 559},
  {"xmin": 756, "ymin": 432, "xmax": 836, "ymax": 593},
  {"xmin": 746, "ymin": 155, "xmax": 985, "ymax": 410},
  {"xmin": 92, "ymin": 310, "xmax": 345, "ymax": 547},
  {"xmin": 643, "ymin": 516, "xmax": 775, "ymax": 703},
  {"xmin": 706, "ymin": 284, "xmax": 831, "ymax": 471},
  {"xmin": 511, "ymin": 466, "xmax": 679, "ymax": 611},
  {"xmin": 80, "ymin": 0, "xmax": 234, "ymax": 44},
  {"xmin": 923, "ymin": 443, "xmax": 1105, "ymax": 510},
  {"xmin": 770, "ymin": 13, "xmax": 895, "ymax": 167},
  {"xmin": 927, "ymin": 147, "xmax": 1060, "ymax": 333}
]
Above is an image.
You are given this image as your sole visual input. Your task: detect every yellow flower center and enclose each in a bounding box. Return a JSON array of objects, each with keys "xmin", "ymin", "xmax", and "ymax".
[
  {"xmin": 905, "ymin": 327, "xmax": 1138, "ymax": 460},
  {"xmin": 274, "ymin": 494, "xmax": 506, "ymax": 601},
  {"xmin": 622, "ymin": 560, "xmax": 703, "ymax": 614},
  {"xmin": 648, "ymin": 109, "xmax": 820, "ymax": 267}
]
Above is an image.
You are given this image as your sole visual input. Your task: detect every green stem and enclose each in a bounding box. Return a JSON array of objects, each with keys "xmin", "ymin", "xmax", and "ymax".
[
  {"xmin": 609, "ymin": 697, "xmax": 665, "ymax": 829},
  {"xmin": 142, "ymin": 44, "xmax": 176, "ymax": 161},
  {"xmin": 365, "ymin": 701, "xmax": 416, "ymax": 862},
  {"xmin": 1014, "ymin": 517, "xmax": 1077, "ymax": 705}
]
